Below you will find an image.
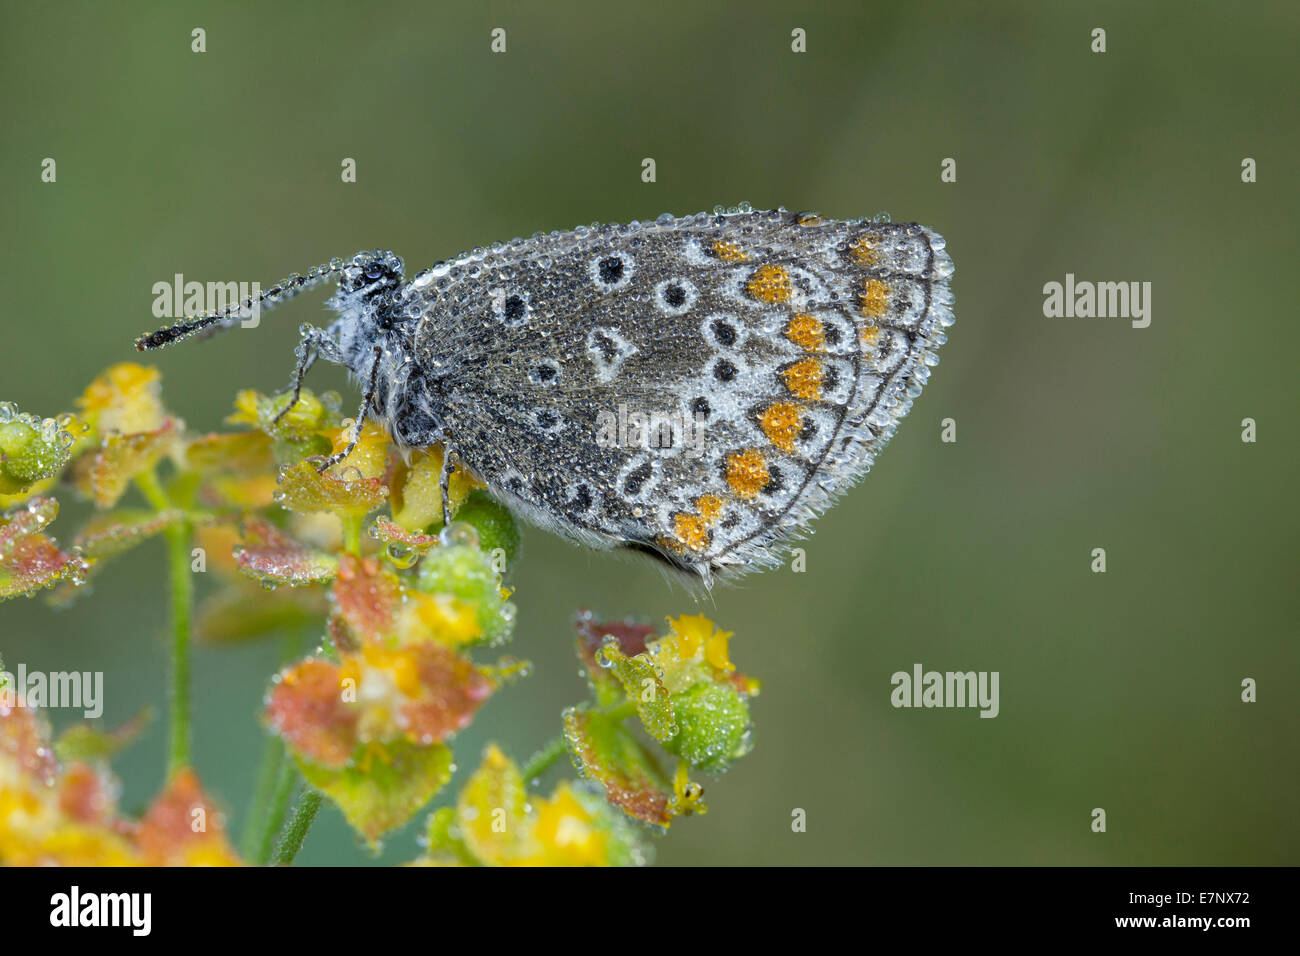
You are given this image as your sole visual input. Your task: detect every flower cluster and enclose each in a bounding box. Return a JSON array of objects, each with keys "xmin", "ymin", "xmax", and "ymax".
[
  {"xmin": 0, "ymin": 703, "xmax": 238, "ymax": 866},
  {"xmin": 0, "ymin": 364, "xmax": 760, "ymax": 865}
]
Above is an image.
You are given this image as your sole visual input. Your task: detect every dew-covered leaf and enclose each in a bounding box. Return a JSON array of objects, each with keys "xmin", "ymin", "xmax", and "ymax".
[
  {"xmin": 0, "ymin": 498, "xmax": 87, "ymax": 601},
  {"xmin": 74, "ymin": 508, "xmax": 181, "ymax": 560},
  {"xmin": 54, "ymin": 708, "xmax": 152, "ymax": 764},
  {"xmin": 562, "ymin": 705, "xmax": 674, "ymax": 828},
  {"xmin": 574, "ymin": 612, "xmax": 654, "ymax": 707},
  {"xmin": 600, "ymin": 645, "xmax": 676, "ymax": 744},
  {"xmin": 0, "ymin": 495, "xmax": 58, "ymax": 548},
  {"xmin": 299, "ymin": 739, "xmax": 453, "ymax": 845},
  {"xmin": 233, "ymin": 515, "xmax": 337, "ymax": 586},
  {"xmin": 331, "ymin": 554, "xmax": 400, "ymax": 643},
  {"xmin": 274, "ymin": 460, "xmax": 387, "ymax": 518},
  {"xmin": 84, "ymin": 420, "xmax": 179, "ymax": 508},
  {"xmin": 184, "ymin": 430, "xmax": 274, "ymax": 474},
  {"xmin": 266, "ymin": 657, "xmax": 358, "ymax": 770},
  {"xmin": 369, "ymin": 516, "xmax": 439, "ymax": 554}
]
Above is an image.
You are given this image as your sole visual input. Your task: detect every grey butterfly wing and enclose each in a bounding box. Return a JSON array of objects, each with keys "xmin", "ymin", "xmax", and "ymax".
[{"xmin": 408, "ymin": 208, "xmax": 954, "ymax": 578}]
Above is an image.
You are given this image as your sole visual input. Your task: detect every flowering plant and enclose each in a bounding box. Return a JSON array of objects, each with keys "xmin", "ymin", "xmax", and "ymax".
[{"xmin": 0, "ymin": 364, "xmax": 759, "ymax": 865}]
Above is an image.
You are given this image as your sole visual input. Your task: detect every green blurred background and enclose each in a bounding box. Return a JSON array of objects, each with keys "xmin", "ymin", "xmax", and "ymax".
[{"xmin": 2, "ymin": 0, "xmax": 1296, "ymax": 865}]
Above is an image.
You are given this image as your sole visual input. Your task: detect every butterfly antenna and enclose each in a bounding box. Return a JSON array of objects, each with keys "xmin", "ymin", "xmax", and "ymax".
[{"xmin": 134, "ymin": 258, "xmax": 346, "ymax": 351}]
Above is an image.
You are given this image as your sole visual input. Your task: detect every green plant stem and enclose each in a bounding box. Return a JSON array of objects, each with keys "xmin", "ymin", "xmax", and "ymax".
[
  {"xmin": 246, "ymin": 626, "xmax": 312, "ymax": 863},
  {"xmin": 240, "ymin": 629, "xmax": 306, "ymax": 859},
  {"xmin": 255, "ymin": 758, "xmax": 299, "ymax": 865},
  {"xmin": 523, "ymin": 699, "xmax": 636, "ymax": 783},
  {"xmin": 240, "ymin": 735, "xmax": 285, "ymax": 859},
  {"xmin": 162, "ymin": 523, "xmax": 193, "ymax": 775},
  {"xmin": 342, "ymin": 514, "xmax": 363, "ymax": 556},
  {"xmin": 136, "ymin": 469, "xmax": 192, "ymax": 777},
  {"xmin": 522, "ymin": 735, "xmax": 568, "ymax": 783},
  {"xmin": 272, "ymin": 787, "xmax": 323, "ymax": 865}
]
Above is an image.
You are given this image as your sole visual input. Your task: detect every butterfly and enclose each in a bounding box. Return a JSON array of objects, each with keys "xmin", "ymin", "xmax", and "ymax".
[{"xmin": 137, "ymin": 207, "xmax": 954, "ymax": 585}]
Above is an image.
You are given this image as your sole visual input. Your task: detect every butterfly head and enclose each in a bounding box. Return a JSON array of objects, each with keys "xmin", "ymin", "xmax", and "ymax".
[{"xmin": 339, "ymin": 250, "xmax": 405, "ymax": 299}]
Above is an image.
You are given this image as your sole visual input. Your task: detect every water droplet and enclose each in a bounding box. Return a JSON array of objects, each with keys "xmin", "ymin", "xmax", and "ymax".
[
  {"xmin": 439, "ymin": 522, "xmax": 480, "ymax": 549},
  {"xmin": 385, "ymin": 542, "xmax": 417, "ymax": 569}
]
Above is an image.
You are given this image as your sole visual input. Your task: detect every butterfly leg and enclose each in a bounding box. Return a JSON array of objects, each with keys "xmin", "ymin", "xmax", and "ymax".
[
  {"xmin": 315, "ymin": 345, "xmax": 381, "ymax": 473},
  {"xmin": 272, "ymin": 325, "xmax": 343, "ymax": 426},
  {"xmin": 439, "ymin": 446, "xmax": 460, "ymax": 526}
]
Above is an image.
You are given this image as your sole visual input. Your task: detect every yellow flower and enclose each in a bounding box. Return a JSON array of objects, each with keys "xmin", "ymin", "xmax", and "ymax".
[
  {"xmin": 358, "ymin": 644, "xmax": 423, "ymax": 698},
  {"xmin": 652, "ymin": 614, "xmax": 738, "ymax": 693},
  {"xmin": 322, "ymin": 420, "xmax": 390, "ymax": 480},
  {"xmin": 225, "ymin": 389, "xmax": 263, "ymax": 429},
  {"xmin": 0, "ymin": 756, "xmax": 140, "ymax": 866},
  {"xmin": 390, "ymin": 445, "xmax": 480, "ymax": 530},
  {"xmin": 77, "ymin": 363, "xmax": 165, "ymax": 435},
  {"xmin": 667, "ymin": 614, "xmax": 735, "ymax": 669},
  {"xmin": 522, "ymin": 782, "xmax": 609, "ymax": 866},
  {"xmin": 398, "ymin": 591, "xmax": 482, "ymax": 647},
  {"xmin": 446, "ymin": 747, "xmax": 641, "ymax": 866},
  {"xmin": 340, "ymin": 644, "xmax": 420, "ymax": 743},
  {"xmin": 227, "ymin": 388, "xmax": 335, "ymax": 441}
]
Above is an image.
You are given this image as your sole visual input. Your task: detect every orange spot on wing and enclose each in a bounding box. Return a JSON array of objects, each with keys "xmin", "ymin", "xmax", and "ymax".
[
  {"xmin": 860, "ymin": 324, "xmax": 881, "ymax": 352},
  {"xmin": 673, "ymin": 513, "xmax": 712, "ymax": 552},
  {"xmin": 860, "ymin": 278, "xmax": 889, "ymax": 319},
  {"xmin": 786, "ymin": 313, "xmax": 825, "ymax": 352},
  {"xmin": 710, "ymin": 239, "xmax": 748, "ymax": 262},
  {"xmin": 725, "ymin": 449, "xmax": 770, "ymax": 499},
  {"xmin": 746, "ymin": 264, "xmax": 792, "ymax": 303},
  {"xmin": 758, "ymin": 402, "xmax": 802, "ymax": 453},
  {"xmin": 848, "ymin": 236, "xmax": 877, "ymax": 265},
  {"xmin": 695, "ymin": 494, "xmax": 724, "ymax": 523},
  {"xmin": 780, "ymin": 358, "xmax": 823, "ymax": 400}
]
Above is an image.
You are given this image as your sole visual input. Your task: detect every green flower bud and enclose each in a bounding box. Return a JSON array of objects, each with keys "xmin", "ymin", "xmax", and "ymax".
[
  {"xmin": 663, "ymin": 681, "xmax": 752, "ymax": 772},
  {"xmin": 442, "ymin": 490, "xmax": 521, "ymax": 571},
  {"xmin": 416, "ymin": 539, "xmax": 516, "ymax": 644},
  {"xmin": 0, "ymin": 409, "xmax": 73, "ymax": 495}
]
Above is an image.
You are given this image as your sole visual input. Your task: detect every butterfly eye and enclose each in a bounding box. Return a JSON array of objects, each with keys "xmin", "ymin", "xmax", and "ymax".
[{"xmin": 364, "ymin": 261, "xmax": 387, "ymax": 280}]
